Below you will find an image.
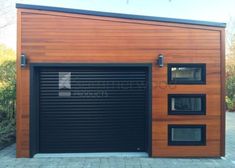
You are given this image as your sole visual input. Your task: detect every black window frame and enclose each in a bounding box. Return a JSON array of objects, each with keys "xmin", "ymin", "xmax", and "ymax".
[
  {"xmin": 168, "ymin": 125, "xmax": 206, "ymax": 146},
  {"xmin": 167, "ymin": 63, "xmax": 206, "ymax": 84},
  {"xmin": 168, "ymin": 94, "xmax": 206, "ymax": 115}
]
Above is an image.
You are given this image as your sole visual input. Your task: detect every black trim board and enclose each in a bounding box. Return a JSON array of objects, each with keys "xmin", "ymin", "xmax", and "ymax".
[
  {"xmin": 29, "ymin": 63, "xmax": 152, "ymax": 157},
  {"xmin": 30, "ymin": 66, "xmax": 40, "ymax": 157},
  {"xmin": 30, "ymin": 63, "xmax": 152, "ymax": 67},
  {"xmin": 16, "ymin": 3, "xmax": 226, "ymax": 28},
  {"xmin": 147, "ymin": 64, "xmax": 152, "ymax": 156}
]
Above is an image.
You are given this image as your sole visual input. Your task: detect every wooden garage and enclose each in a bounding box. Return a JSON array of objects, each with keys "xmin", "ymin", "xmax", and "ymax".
[{"xmin": 16, "ymin": 3, "xmax": 226, "ymax": 158}]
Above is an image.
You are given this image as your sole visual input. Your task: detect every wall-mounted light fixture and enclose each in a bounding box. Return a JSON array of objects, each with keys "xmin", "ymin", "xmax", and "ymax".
[
  {"xmin": 157, "ymin": 54, "xmax": 164, "ymax": 67},
  {"xmin": 21, "ymin": 53, "xmax": 27, "ymax": 67}
]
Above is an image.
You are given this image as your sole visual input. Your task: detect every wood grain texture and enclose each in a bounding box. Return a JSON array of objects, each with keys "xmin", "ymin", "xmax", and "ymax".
[{"xmin": 17, "ymin": 9, "xmax": 224, "ymax": 157}]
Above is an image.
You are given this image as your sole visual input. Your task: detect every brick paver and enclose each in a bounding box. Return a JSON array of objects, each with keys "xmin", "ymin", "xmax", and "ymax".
[{"xmin": 0, "ymin": 112, "xmax": 234, "ymax": 168}]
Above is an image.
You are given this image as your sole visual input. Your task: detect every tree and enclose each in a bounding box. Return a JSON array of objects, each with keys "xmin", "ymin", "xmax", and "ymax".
[
  {"xmin": 0, "ymin": 44, "xmax": 16, "ymax": 116},
  {"xmin": 226, "ymin": 32, "xmax": 235, "ymax": 111},
  {"xmin": 0, "ymin": 44, "xmax": 15, "ymax": 62}
]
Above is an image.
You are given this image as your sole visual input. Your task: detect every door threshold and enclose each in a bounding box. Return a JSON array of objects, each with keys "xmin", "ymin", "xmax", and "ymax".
[{"xmin": 34, "ymin": 152, "xmax": 149, "ymax": 158}]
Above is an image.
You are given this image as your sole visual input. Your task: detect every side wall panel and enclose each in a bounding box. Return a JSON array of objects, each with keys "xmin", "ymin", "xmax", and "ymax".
[{"xmin": 17, "ymin": 9, "xmax": 223, "ymax": 157}]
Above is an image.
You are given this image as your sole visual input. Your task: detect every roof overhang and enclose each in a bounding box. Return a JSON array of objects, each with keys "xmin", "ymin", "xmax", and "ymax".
[{"xmin": 16, "ymin": 3, "xmax": 226, "ymax": 28}]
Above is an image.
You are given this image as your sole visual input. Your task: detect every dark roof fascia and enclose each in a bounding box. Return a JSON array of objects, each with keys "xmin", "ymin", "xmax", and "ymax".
[{"xmin": 16, "ymin": 3, "xmax": 226, "ymax": 28}]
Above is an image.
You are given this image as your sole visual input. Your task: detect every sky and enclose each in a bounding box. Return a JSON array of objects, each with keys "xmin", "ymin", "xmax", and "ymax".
[{"xmin": 1, "ymin": 0, "xmax": 235, "ymax": 49}]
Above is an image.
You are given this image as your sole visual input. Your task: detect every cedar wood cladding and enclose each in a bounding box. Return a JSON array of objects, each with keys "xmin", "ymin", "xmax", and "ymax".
[{"xmin": 16, "ymin": 4, "xmax": 226, "ymax": 157}]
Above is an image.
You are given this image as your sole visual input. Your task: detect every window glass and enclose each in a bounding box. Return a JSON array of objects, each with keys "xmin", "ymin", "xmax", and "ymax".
[
  {"xmin": 168, "ymin": 64, "xmax": 206, "ymax": 84},
  {"xmin": 172, "ymin": 97, "xmax": 201, "ymax": 111},
  {"xmin": 168, "ymin": 125, "xmax": 206, "ymax": 145},
  {"xmin": 171, "ymin": 128, "xmax": 201, "ymax": 141},
  {"xmin": 168, "ymin": 94, "xmax": 206, "ymax": 115},
  {"xmin": 171, "ymin": 67, "xmax": 201, "ymax": 81}
]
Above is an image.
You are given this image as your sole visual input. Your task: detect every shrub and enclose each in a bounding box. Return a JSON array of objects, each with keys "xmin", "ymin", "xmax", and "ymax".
[
  {"xmin": 0, "ymin": 61, "xmax": 16, "ymax": 120},
  {"xmin": 0, "ymin": 119, "xmax": 15, "ymax": 147},
  {"xmin": 226, "ymin": 58, "xmax": 235, "ymax": 95},
  {"xmin": 226, "ymin": 35, "xmax": 235, "ymax": 112},
  {"xmin": 226, "ymin": 96, "xmax": 235, "ymax": 111},
  {"xmin": 0, "ymin": 44, "xmax": 16, "ymax": 147}
]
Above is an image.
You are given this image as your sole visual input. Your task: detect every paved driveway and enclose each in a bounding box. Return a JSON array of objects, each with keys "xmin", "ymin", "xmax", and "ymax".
[{"xmin": 0, "ymin": 112, "xmax": 235, "ymax": 168}]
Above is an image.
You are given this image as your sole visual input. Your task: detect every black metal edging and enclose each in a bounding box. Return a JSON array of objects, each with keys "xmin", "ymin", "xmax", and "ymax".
[
  {"xmin": 29, "ymin": 63, "xmax": 152, "ymax": 157},
  {"xmin": 29, "ymin": 63, "xmax": 152, "ymax": 67},
  {"xmin": 29, "ymin": 65, "xmax": 35, "ymax": 158},
  {"xmin": 147, "ymin": 64, "xmax": 152, "ymax": 157},
  {"xmin": 29, "ymin": 65, "xmax": 40, "ymax": 157},
  {"xmin": 16, "ymin": 3, "xmax": 226, "ymax": 28},
  {"xmin": 168, "ymin": 94, "xmax": 206, "ymax": 115}
]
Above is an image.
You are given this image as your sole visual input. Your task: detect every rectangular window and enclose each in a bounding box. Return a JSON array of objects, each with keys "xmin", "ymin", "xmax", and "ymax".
[
  {"xmin": 168, "ymin": 64, "xmax": 206, "ymax": 84},
  {"xmin": 168, "ymin": 125, "xmax": 206, "ymax": 146},
  {"xmin": 168, "ymin": 94, "xmax": 206, "ymax": 115}
]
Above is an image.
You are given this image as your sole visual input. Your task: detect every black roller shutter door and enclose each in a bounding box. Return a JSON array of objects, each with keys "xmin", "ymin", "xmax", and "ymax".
[{"xmin": 39, "ymin": 66, "xmax": 149, "ymax": 153}]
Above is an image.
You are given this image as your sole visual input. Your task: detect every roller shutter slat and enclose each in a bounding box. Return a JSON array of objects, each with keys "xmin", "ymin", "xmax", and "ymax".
[{"xmin": 39, "ymin": 67, "xmax": 148, "ymax": 153}]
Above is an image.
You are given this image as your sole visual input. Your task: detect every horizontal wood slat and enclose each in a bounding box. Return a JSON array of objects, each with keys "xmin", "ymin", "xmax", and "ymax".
[{"xmin": 16, "ymin": 8, "xmax": 224, "ymax": 157}]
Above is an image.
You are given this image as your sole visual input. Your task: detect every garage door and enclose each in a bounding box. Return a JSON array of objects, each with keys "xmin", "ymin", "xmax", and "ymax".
[{"xmin": 39, "ymin": 66, "xmax": 149, "ymax": 153}]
